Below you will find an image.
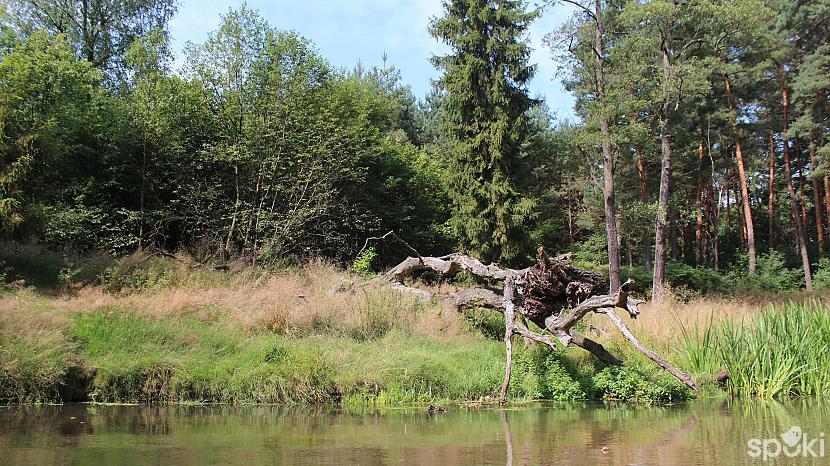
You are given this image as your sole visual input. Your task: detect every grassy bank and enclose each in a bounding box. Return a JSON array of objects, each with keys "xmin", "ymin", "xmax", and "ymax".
[{"xmin": 1, "ymin": 247, "xmax": 828, "ymax": 405}]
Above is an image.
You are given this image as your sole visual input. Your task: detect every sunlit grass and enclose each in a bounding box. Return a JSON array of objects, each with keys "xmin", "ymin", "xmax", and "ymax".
[{"xmin": 679, "ymin": 301, "xmax": 830, "ymax": 399}]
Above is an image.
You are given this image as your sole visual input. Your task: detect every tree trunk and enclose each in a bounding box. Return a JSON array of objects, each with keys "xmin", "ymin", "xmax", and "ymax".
[
  {"xmin": 712, "ymin": 186, "xmax": 722, "ymax": 271},
  {"xmin": 726, "ymin": 179, "xmax": 732, "ymax": 232},
  {"xmin": 636, "ymin": 146, "xmax": 652, "ymax": 271},
  {"xmin": 225, "ymin": 164, "xmax": 241, "ymax": 255},
  {"xmin": 797, "ymin": 141, "xmax": 810, "ymax": 242},
  {"xmin": 653, "ymin": 29, "xmax": 673, "ymax": 301},
  {"xmin": 695, "ymin": 138, "xmax": 705, "ymax": 266},
  {"xmin": 379, "ymin": 250, "xmax": 699, "ymax": 396},
  {"xmin": 805, "ymin": 138, "xmax": 825, "ymax": 257},
  {"xmin": 594, "ymin": 0, "xmax": 620, "ymax": 292},
  {"xmin": 723, "ymin": 73, "xmax": 757, "ymax": 273},
  {"xmin": 778, "ymin": 68, "xmax": 813, "ymax": 289},
  {"xmin": 822, "ymin": 139, "xmax": 830, "ymax": 253},
  {"xmin": 736, "ymin": 177, "xmax": 747, "ymax": 246},
  {"xmin": 768, "ymin": 133, "xmax": 776, "ymax": 248}
]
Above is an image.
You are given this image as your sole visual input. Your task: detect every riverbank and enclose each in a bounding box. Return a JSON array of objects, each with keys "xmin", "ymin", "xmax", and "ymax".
[{"xmin": 2, "ymin": 252, "xmax": 828, "ymax": 405}]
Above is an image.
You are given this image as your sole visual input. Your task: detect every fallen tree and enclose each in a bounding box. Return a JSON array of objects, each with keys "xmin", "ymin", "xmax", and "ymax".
[{"xmin": 377, "ymin": 247, "xmax": 698, "ymax": 402}]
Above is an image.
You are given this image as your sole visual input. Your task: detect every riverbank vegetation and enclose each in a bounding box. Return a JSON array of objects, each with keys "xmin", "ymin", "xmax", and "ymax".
[
  {"xmin": 2, "ymin": 0, "xmax": 830, "ymax": 405},
  {"xmin": 2, "ymin": 248, "xmax": 829, "ymax": 405}
]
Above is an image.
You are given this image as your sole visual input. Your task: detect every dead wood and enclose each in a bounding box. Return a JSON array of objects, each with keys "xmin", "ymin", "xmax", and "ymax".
[{"xmin": 376, "ymin": 246, "xmax": 699, "ymax": 400}]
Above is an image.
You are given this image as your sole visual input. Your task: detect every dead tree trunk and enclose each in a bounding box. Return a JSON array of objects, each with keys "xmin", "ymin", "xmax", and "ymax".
[{"xmin": 378, "ymin": 248, "xmax": 699, "ymax": 403}]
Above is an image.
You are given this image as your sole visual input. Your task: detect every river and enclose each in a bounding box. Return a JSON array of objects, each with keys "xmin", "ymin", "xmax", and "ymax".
[{"xmin": 1, "ymin": 400, "xmax": 827, "ymax": 465}]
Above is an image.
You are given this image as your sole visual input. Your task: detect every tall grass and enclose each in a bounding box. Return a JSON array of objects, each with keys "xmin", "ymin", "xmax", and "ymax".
[{"xmin": 680, "ymin": 301, "xmax": 830, "ymax": 399}]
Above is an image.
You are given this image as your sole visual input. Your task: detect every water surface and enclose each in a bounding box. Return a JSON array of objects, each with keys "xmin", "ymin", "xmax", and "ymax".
[{"xmin": 1, "ymin": 400, "xmax": 827, "ymax": 465}]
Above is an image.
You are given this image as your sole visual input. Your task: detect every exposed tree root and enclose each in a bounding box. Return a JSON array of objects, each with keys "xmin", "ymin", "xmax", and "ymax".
[{"xmin": 376, "ymin": 247, "xmax": 699, "ymax": 401}]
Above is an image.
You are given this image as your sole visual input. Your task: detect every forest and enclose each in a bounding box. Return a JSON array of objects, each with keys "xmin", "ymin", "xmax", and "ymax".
[
  {"xmin": 1, "ymin": 0, "xmax": 829, "ymax": 300},
  {"xmin": 2, "ymin": 0, "xmax": 830, "ymax": 413}
]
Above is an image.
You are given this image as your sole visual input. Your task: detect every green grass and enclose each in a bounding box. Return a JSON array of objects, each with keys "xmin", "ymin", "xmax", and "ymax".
[
  {"xmin": 1, "ymin": 304, "xmax": 697, "ymax": 405},
  {"xmin": 67, "ymin": 309, "xmax": 498, "ymax": 404},
  {"xmin": 0, "ymin": 245, "xmax": 697, "ymax": 405},
  {"xmin": 679, "ymin": 301, "xmax": 830, "ymax": 399}
]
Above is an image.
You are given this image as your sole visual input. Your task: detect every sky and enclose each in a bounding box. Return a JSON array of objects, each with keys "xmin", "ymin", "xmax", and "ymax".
[{"xmin": 168, "ymin": 0, "xmax": 577, "ymax": 120}]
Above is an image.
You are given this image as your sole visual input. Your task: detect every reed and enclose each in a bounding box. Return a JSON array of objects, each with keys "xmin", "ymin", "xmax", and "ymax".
[{"xmin": 679, "ymin": 301, "xmax": 830, "ymax": 398}]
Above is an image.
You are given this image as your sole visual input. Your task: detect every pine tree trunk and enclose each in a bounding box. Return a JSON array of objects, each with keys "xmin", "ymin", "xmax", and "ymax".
[
  {"xmin": 714, "ymin": 187, "xmax": 722, "ymax": 271},
  {"xmin": 652, "ymin": 29, "xmax": 673, "ymax": 301},
  {"xmin": 225, "ymin": 164, "xmax": 241, "ymax": 255},
  {"xmin": 695, "ymin": 139, "xmax": 705, "ymax": 266},
  {"xmin": 778, "ymin": 68, "xmax": 813, "ymax": 289},
  {"xmin": 768, "ymin": 133, "xmax": 776, "ymax": 248},
  {"xmin": 594, "ymin": 0, "xmax": 620, "ymax": 292},
  {"xmin": 825, "ymin": 168, "xmax": 830, "ymax": 246},
  {"xmin": 805, "ymin": 139, "xmax": 825, "ymax": 257},
  {"xmin": 797, "ymin": 142, "xmax": 810, "ymax": 240},
  {"xmin": 724, "ymin": 73, "xmax": 757, "ymax": 274},
  {"xmin": 636, "ymin": 146, "xmax": 652, "ymax": 271},
  {"xmin": 726, "ymin": 180, "xmax": 732, "ymax": 232}
]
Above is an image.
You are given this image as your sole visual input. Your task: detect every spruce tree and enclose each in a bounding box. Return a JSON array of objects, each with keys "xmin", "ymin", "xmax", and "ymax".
[{"xmin": 430, "ymin": 0, "xmax": 537, "ymax": 264}]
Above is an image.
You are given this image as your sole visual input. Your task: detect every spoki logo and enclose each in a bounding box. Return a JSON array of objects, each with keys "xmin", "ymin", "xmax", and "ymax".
[{"xmin": 747, "ymin": 426, "xmax": 825, "ymax": 461}]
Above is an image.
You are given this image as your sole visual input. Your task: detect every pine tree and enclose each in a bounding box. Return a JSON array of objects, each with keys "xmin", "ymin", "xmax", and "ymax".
[{"xmin": 430, "ymin": 0, "xmax": 537, "ymax": 264}]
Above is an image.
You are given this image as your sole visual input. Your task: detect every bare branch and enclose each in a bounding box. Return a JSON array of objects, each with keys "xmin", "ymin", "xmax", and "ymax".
[
  {"xmin": 374, "ymin": 250, "xmax": 697, "ymax": 397},
  {"xmin": 603, "ymin": 308, "xmax": 699, "ymax": 392},
  {"xmin": 357, "ymin": 230, "xmax": 423, "ymax": 263},
  {"xmin": 558, "ymin": 0, "xmax": 597, "ymax": 24}
]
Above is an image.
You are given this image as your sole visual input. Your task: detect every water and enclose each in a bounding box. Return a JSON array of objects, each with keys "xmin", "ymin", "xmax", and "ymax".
[{"xmin": 1, "ymin": 400, "xmax": 827, "ymax": 465}]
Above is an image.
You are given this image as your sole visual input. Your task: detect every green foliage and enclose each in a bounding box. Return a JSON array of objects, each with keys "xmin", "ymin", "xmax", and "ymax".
[
  {"xmin": 678, "ymin": 313, "xmax": 720, "ymax": 376},
  {"xmin": 509, "ymin": 343, "xmax": 585, "ymax": 401},
  {"xmin": 429, "ymin": 0, "xmax": 538, "ymax": 264},
  {"xmin": 0, "ymin": 31, "xmax": 100, "ymax": 232},
  {"xmin": 590, "ymin": 366, "xmax": 689, "ymax": 403},
  {"xmin": 0, "ymin": 241, "xmax": 113, "ymax": 290},
  {"xmin": 4, "ymin": 0, "xmax": 177, "ymax": 78},
  {"xmin": 717, "ymin": 302, "xmax": 830, "ymax": 398},
  {"xmin": 665, "ymin": 262, "xmax": 726, "ymax": 294},
  {"xmin": 351, "ymin": 247, "xmax": 378, "ymax": 274},
  {"xmin": 679, "ymin": 301, "xmax": 830, "ymax": 398},
  {"xmin": 728, "ymin": 251, "xmax": 802, "ymax": 292},
  {"xmin": 812, "ymin": 258, "xmax": 830, "ymax": 289},
  {"xmin": 463, "ymin": 307, "xmax": 505, "ymax": 340}
]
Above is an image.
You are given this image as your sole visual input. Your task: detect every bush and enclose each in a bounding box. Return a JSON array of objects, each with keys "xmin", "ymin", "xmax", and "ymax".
[
  {"xmin": 509, "ymin": 344, "xmax": 585, "ymax": 401},
  {"xmin": 727, "ymin": 251, "xmax": 802, "ymax": 292},
  {"xmin": 0, "ymin": 241, "xmax": 114, "ymax": 290},
  {"xmin": 813, "ymin": 258, "xmax": 830, "ymax": 289},
  {"xmin": 350, "ymin": 247, "xmax": 377, "ymax": 274},
  {"xmin": 665, "ymin": 261, "xmax": 727, "ymax": 295},
  {"xmin": 590, "ymin": 366, "xmax": 689, "ymax": 403}
]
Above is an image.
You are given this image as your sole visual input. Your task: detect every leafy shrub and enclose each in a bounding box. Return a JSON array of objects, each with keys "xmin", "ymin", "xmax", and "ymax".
[
  {"xmin": 541, "ymin": 360, "xmax": 585, "ymax": 401},
  {"xmin": 509, "ymin": 344, "xmax": 585, "ymax": 401},
  {"xmin": 665, "ymin": 261, "xmax": 726, "ymax": 295},
  {"xmin": 40, "ymin": 205, "xmax": 139, "ymax": 254},
  {"xmin": 813, "ymin": 258, "xmax": 830, "ymax": 290},
  {"xmin": 590, "ymin": 366, "xmax": 689, "ymax": 402},
  {"xmin": 727, "ymin": 251, "xmax": 802, "ymax": 292},
  {"xmin": 100, "ymin": 256, "xmax": 177, "ymax": 293},
  {"xmin": 350, "ymin": 247, "xmax": 377, "ymax": 274}
]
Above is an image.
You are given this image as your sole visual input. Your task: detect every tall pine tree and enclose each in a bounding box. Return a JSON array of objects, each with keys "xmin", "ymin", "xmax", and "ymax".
[{"xmin": 430, "ymin": 0, "xmax": 537, "ymax": 264}]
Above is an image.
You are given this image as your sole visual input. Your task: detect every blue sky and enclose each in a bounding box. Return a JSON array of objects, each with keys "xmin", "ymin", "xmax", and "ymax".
[{"xmin": 169, "ymin": 1, "xmax": 577, "ymax": 119}]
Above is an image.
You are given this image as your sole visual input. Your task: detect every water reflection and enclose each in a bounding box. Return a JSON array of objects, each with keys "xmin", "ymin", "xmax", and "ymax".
[{"xmin": 0, "ymin": 400, "xmax": 828, "ymax": 465}]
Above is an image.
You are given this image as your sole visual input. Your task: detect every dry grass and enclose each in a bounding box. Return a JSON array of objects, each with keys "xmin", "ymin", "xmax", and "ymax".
[
  {"xmin": 586, "ymin": 286, "xmax": 830, "ymax": 357},
  {"xmin": 32, "ymin": 260, "xmax": 471, "ymax": 341}
]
